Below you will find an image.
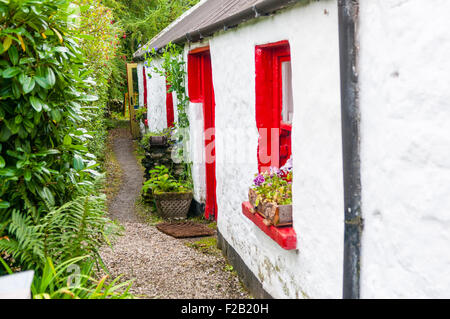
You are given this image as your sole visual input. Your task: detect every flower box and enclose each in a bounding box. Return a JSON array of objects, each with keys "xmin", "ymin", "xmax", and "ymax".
[
  {"xmin": 242, "ymin": 202, "xmax": 297, "ymax": 250},
  {"xmin": 248, "ymin": 189, "xmax": 292, "ymax": 227}
]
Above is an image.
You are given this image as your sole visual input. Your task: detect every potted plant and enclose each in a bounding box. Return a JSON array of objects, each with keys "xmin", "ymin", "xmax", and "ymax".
[
  {"xmin": 249, "ymin": 160, "xmax": 293, "ymax": 227},
  {"xmin": 142, "ymin": 165, "xmax": 193, "ymax": 219},
  {"xmin": 142, "ymin": 127, "xmax": 174, "ymax": 148}
]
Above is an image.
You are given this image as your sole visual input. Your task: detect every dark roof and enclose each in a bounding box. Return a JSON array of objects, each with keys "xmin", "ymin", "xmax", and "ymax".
[{"xmin": 133, "ymin": 0, "xmax": 302, "ymax": 59}]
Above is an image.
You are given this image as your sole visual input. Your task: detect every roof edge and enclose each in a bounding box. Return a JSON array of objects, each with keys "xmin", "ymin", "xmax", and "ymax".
[{"xmin": 134, "ymin": 0, "xmax": 304, "ymax": 60}]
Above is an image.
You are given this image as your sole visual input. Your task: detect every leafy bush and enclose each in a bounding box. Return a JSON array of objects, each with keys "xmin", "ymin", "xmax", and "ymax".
[
  {"xmin": 0, "ymin": 0, "xmax": 120, "ymax": 275},
  {"xmin": 0, "ymin": 0, "xmax": 130, "ymax": 297},
  {"xmin": 0, "ymin": 188, "xmax": 121, "ymax": 270},
  {"xmin": 142, "ymin": 165, "xmax": 191, "ymax": 194},
  {"xmin": 0, "ymin": 0, "xmax": 99, "ymax": 217},
  {"xmin": 1, "ymin": 255, "xmax": 133, "ymax": 299},
  {"xmin": 77, "ymin": 0, "xmax": 123, "ymax": 161},
  {"xmin": 140, "ymin": 127, "xmax": 174, "ymax": 149}
]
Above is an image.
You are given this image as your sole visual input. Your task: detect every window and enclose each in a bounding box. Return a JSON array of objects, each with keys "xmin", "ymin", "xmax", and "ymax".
[
  {"xmin": 281, "ymin": 61, "xmax": 293, "ymax": 124},
  {"xmin": 255, "ymin": 41, "xmax": 293, "ymax": 172}
]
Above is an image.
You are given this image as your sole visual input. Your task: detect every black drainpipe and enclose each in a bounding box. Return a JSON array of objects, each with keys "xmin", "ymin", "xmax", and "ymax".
[{"xmin": 337, "ymin": 0, "xmax": 363, "ymax": 299}]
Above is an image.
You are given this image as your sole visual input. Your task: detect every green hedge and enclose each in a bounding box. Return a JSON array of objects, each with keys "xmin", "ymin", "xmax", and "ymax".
[{"xmin": 0, "ymin": 0, "xmax": 99, "ymax": 233}]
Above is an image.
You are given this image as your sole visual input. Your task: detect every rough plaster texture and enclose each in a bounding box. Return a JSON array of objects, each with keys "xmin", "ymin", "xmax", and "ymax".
[
  {"xmin": 188, "ymin": 102, "xmax": 207, "ymax": 202},
  {"xmin": 139, "ymin": 1, "xmax": 343, "ymax": 298},
  {"xmin": 209, "ymin": 1, "xmax": 343, "ymax": 299},
  {"xmin": 141, "ymin": 53, "xmax": 206, "ymax": 203},
  {"xmin": 145, "ymin": 59, "xmax": 168, "ymax": 132},
  {"xmin": 137, "ymin": 62, "xmax": 144, "ymax": 107},
  {"xmin": 137, "ymin": 63, "xmax": 146, "ymax": 135},
  {"xmin": 359, "ymin": 0, "xmax": 450, "ymax": 298}
]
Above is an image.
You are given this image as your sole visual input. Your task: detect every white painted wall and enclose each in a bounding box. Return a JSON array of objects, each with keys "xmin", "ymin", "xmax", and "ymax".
[
  {"xmin": 145, "ymin": 59, "xmax": 168, "ymax": 132},
  {"xmin": 137, "ymin": 62, "xmax": 144, "ymax": 107},
  {"xmin": 359, "ymin": 0, "xmax": 450, "ymax": 298},
  {"xmin": 139, "ymin": 0, "xmax": 343, "ymax": 298},
  {"xmin": 209, "ymin": 1, "xmax": 343, "ymax": 299},
  {"xmin": 140, "ymin": 53, "xmax": 207, "ymax": 204}
]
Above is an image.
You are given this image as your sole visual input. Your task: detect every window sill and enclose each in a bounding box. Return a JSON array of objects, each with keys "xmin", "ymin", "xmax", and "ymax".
[{"xmin": 242, "ymin": 201, "xmax": 297, "ymax": 250}]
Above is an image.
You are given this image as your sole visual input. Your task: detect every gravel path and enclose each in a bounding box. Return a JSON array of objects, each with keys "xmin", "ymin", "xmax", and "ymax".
[{"xmin": 100, "ymin": 128, "xmax": 250, "ymax": 299}]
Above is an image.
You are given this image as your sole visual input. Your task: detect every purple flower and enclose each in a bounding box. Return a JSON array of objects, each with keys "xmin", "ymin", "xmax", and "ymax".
[
  {"xmin": 269, "ymin": 166, "xmax": 281, "ymax": 177},
  {"xmin": 253, "ymin": 174, "xmax": 265, "ymax": 187},
  {"xmin": 281, "ymin": 157, "xmax": 293, "ymax": 173}
]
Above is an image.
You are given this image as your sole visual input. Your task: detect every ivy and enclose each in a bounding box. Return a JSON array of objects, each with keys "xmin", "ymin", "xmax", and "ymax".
[
  {"xmin": 144, "ymin": 43, "xmax": 190, "ymax": 129},
  {"xmin": 144, "ymin": 42, "xmax": 192, "ymax": 181}
]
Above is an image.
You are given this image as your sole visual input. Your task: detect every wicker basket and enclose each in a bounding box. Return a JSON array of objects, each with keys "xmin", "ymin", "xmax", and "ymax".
[{"xmin": 153, "ymin": 191, "xmax": 193, "ymax": 219}]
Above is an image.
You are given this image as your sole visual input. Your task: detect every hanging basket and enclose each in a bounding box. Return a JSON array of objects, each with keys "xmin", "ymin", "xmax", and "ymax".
[{"xmin": 153, "ymin": 191, "xmax": 193, "ymax": 219}]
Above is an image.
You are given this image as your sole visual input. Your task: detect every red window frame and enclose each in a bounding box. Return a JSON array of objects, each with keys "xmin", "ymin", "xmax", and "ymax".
[{"xmin": 255, "ymin": 40, "xmax": 292, "ymax": 172}]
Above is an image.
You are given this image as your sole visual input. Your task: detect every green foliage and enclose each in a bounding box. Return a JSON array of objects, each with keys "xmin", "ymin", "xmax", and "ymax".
[
  {"xmin": 142, "ymin": 165, "xmax": 191, "ymax": 194},
  {"xmin": 140, "ymin": 127, "xmax": 174, "ymax": 149},
  {"xmin": 77, "ymin": 0, "xmax": 123, "ymax": 161},
  {"xmin": 145, "ymin": 43, "xmax": 189, "ymax": 129},
  {"xmin": 252, "ymin": 171, "xmax": 293, "ymax": 206},
  {"xmin": 0, "ymin": 0, "xmax": 100, "ymax": 220},
  {"xmin": 134, "ymin": 106, "xmax": 147, "ymax": 123},
  {"xmin": 143, "ymin": 43, "xmax": 193, "ymax": 185},
  {"xmin": 0, "ymin": 189, "xmax": 121, "ymax": 270},
  {"xmin": 29, "ymin": 256, "xmax": 133, "ymax": 299},
  {"xmin": 104, "ymin": 0, "xmax": 199, "ymax": 58}
]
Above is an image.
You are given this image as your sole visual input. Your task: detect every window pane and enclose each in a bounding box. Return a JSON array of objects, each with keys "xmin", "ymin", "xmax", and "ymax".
[{"xmin": 281, "ymin": 61, "xmax": 293, "ymax": 124}]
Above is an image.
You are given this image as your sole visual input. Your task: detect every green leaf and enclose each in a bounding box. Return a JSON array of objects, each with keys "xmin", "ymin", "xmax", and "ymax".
[
  {"xmin": 50, "ymin": 108, "xmax": 61, "ymax": 122},
  {"xmin": 73, "ymin": 154, "xmax": 84, "ymax": 170},
  {"xmin": 0, "ymin": 126, "xmax": 12, "ymax": 142},
  {"xmin": 63, "ymin": 134, "xmax": 72, "ymax": 145},
  {"xmin": 22, "ymin": 76, "xmax": 35, "ymax": 93},
  {"xmin": 0, "ymin": 155, "xmax": 5, "ymax": 168},
  {"xmin": 29, "ymin": 96, "xmax": 43, "ymax": 112},
  {"xmin": 38, "ymin": 186, "xmax": 55, "ymax": 207},
  {"xmin": 24, "ymin": 169, "xmax": 31, "ymax": 181},
  {"xmin": 19, "ymin": 57, "xmax": 35, "ymax": 65},
  {"xmin": 2, "ymin": 67, "xmax": 21, "ymax": 78},
  {"xmin": 8, "ymin": 45, "xmax": 18, "ymax": 65},
  {"xmin": 47, "ymin": 67, "xmax": 55, "ymax": 87},
  {"xmin": 0, "ymin": 200, "xmax": 10, "ymax": 209},
  {"xmin": 2, "ymin": 36, "xmax": 12, "ymax": 53},
  {"xmin": 35, "ymin": 67, "xmax": 50, "ymax": 89},
  {"xmin": 0, "ymin": 168, "xmax": 16, "ymax": 176}
]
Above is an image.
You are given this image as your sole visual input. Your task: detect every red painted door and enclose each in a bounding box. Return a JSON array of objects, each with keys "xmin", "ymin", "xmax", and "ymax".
[
  {"xmin": 188, "ymin": 48, "xmax": 217, "ymax": 220},
  {"xmin": 166, "ymin": 80, "xmax": 174, "ymax": 127},
  {"xmin": 202, "ymin": 53, "xmax": 217, "ymax": 220}
]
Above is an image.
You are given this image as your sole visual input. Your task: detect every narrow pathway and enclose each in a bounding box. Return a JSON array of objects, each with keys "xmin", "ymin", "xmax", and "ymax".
[{"xmin": 100, "ymin": 128, "xmax": 249, "ymax": 299}]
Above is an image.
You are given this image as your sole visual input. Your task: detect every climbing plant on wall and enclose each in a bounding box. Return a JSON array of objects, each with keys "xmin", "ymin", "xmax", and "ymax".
[
  {"xmin": 144, "ymin": 43, "xmax": 190, "ymax": 129},
  {"xmin": 144, "ymin": 43, "xmax": 192, "ymax": 178}
]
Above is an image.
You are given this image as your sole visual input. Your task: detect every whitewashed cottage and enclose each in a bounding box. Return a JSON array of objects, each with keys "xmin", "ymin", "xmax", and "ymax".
[{"xmin": 131, "ymin": 0, "xmax": 450, "ymax": 299}]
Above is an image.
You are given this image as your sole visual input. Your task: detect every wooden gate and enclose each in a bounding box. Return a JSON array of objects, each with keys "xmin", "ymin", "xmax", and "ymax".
[{"xmin": 126, "ymin": 63, "xmax": 140, "ymax": 139}]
